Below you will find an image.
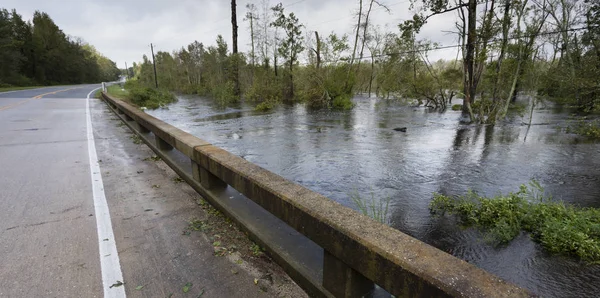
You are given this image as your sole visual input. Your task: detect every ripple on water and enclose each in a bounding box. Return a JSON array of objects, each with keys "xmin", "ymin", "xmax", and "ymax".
[{"xmin": 149, "ymin": 95, "xmax": 600, "ymax": 297}]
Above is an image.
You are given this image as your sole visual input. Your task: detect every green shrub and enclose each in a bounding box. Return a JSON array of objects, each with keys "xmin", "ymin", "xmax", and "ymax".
[
  {"xmin": 470, "ymin": 99, "xmax": 494, "ymax": 115},
  {"xmin": 296, "ymin": 65, "xmax": 355, "ymax": 109},
  {"xmin": 507, "ymin": 102, "xmax": 528, "ymax": 116},
  {"xmin": 122, "ymin": 80, "xmax": 176, "ymax": 109},
  {"xmin": 430, "ymin": 181, "xmax": 600, "ymax": 262},
  {"xmin": 332, "ymin": 94, "xmax": 355, "ymax": 110},
  {"xmin": 254, "ymin": 97, "xmax": 279, "ymax": 112},
  {"xmin": 451, "ymin": 104, "xmax": 462, "ymax": 111},
  {"xmin": 244, "ymin": 77, "xmax": 282, "ymax": 104},
  {"xmin": 212, "ymin": 81, "xmax": 239, "ymax": 106},
  {"xmin": 566, "ymin": 119, "xmax": 600, "ymax": 139}
]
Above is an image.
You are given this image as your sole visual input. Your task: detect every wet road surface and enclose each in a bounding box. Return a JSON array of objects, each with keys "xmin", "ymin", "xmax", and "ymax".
[{"xmin": 0, "ymin": 86, "xmax": 305, "ymax": 297}]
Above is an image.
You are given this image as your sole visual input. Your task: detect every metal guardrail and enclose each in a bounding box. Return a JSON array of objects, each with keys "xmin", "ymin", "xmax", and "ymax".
[{"xmin": 101, "ymin": 92, "xmax": 533, "ymax": 298}]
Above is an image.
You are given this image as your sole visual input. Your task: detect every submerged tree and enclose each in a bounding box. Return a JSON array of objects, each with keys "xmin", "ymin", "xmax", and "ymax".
[
  {"xmin": 270, "ymin": 2, "xmax": 304, "ymax": 99},
  {"xmin": 401, "ymin": 0, "xmax": 480, "ymax": 121}
]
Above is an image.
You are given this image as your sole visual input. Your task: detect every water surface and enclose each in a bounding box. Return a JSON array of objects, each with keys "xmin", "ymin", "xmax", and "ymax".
[{"xmin": 149, "ymin": 95, "xmax": 600, "ymax": 297}]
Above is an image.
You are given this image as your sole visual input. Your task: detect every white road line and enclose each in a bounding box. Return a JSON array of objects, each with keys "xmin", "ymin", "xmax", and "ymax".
[{"xmin": 86, "ymin": 87, "xmax": 127, "ymax": 298}]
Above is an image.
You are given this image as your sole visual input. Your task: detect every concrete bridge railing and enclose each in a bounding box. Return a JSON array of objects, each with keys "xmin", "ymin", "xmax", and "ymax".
[{"xmin": 101, "ymin": 92, "xmax": 533, "ymax": 298}]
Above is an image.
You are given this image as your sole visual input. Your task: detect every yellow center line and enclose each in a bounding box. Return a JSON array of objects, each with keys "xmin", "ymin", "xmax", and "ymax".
[
  {"xmin": 0, "ymin": 87, "xmax": 83, "ymax": 112},
  {"xmin": 0, "ymin": 98, "xmax": 36, "ymax": 111},
  {"xmin": 32, "ymin": 87, "xmax": 81, "ymax": 99}
]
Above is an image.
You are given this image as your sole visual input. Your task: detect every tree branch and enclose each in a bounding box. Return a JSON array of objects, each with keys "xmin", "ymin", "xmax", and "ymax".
[{"xmin": 424, "ymin": 4, "xmax": 469, "ymax": 22}]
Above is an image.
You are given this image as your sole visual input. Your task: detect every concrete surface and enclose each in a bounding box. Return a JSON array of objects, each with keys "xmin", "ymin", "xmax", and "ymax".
[
  {"xmin": 103, "ymin": 92, "xmax": 533, "ymax": 297},
  {"xmin": 0, "ymin": 85, "xmax": 305, "ymax": 297}
]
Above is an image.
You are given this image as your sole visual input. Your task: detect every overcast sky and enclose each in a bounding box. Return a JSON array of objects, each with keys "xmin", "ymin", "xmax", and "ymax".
[{"xmin": 3, "ymin": 0, "xmax": 459, "ymax": 67}]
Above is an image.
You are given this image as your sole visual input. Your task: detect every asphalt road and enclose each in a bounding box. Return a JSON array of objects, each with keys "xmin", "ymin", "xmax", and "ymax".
[
  {"xmin": 0, "ymin": 85, "xmax": 305, "ymax": 297},
  {"xmin": 0, "ymin": 85, "xmax": 105, "ymax": 297}
]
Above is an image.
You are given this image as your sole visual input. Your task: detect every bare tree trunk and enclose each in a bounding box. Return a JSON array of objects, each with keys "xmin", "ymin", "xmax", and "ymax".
[
  {"xmin": 232, "ymin": 0, "xmax": 238, "ymax": 54},
  {"xmin": 368, "ymin": 57, "xmax": 374, "ymax": 97},
  {"xmin": 462, "ymin": 0, "xmax": 476, "ymax": 121},
  {"xmin": 473, "ymin": 0, "xmax": 495, "ymax": 109},
  {"xmin": 501, "ymin": 0, "xmax": 526, "ymax": 118},
  {"xmin": 314, "ymin": 31, "xmax": 321, "ymax": 69},
  {"xmin": 350, "ymin": 0, "xmax": 363, "ymax": 67},
  {"xmin": 231, "ymin": 0, "xmax": 240, "ymax": 96},
  {"xmin": 250, "ymin": 13, "xmax": 255, "ymax": 67},
  {"xmin": 502, "ymin": 0, "xmax": 548, "ymax": 117},
  {"xmin": 356, "ymin": 0, "xmax": 377, "ymax": 87},
  {"xmin": 492, "ymin": 0, "xmax": 512, "ymax": 102},
  {"xmin": 346, "ymin": 0, "xmax": 363, "ymax": 90},
  {"xmin": 274, "ymin": 52, "xmax": 278, "ymax": 76},
  {"xmin": 289, "ymin": 60, "xmax": 294, "ymax": 98}
]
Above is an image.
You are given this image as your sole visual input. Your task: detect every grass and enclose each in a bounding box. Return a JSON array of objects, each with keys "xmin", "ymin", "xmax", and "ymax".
[
  {"xmin": 349, "ymin": 190, "xmax": 391, "ymax": 224},
  {"xmin": 106, "ymin": 84, "xmax": 129, "ymax": 99},
  {"xmin": 250, "ymin": 243, "xmax": 264, "ymax": 256},
  {"xmin": 130, "ymin": 134, "xmax": 142, "ymax": 144},
  {"xmin": 143, "ymin": 155, "xmax": 161, "ymax": 162},
  {"xmin": 430, "ymin": 181, "xmax": 600, "ymax": 263}
]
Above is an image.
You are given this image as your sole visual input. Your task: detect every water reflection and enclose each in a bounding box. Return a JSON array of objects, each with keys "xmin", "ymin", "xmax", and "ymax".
[{"xmin": 149, "ymin": 95, "xmax": 600, "ymax": 297}]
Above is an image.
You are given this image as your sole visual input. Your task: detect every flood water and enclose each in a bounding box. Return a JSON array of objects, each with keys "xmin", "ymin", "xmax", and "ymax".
[{"xmin": 149, "ymin": 95, "xmax": 600, "ymax": 297}]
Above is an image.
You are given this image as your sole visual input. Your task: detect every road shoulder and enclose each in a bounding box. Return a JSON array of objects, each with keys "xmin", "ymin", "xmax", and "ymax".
[{"xmin": 90, "ymin": 96, "xmax": 306, "ymax": 297}]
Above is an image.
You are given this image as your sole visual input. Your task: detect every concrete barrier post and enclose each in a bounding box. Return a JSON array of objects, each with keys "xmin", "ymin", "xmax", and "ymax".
[
  {"xmin": 191, "ymin": 160, "xmax": 226, "ymax": 189},
  {"xmin": 323, "ymin": 250, "xmax": 374, "ymax": 298},
  {"xmin": 102, "ymin": 82, "xmax": 106, "ymax": 92},
  {"xmin": 155, "ymin": 135, "xmax": 173, "ymax": 151}
]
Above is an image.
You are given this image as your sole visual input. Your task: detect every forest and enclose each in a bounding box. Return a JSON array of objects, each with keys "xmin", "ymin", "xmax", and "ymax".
[
  {"xmin": 128, "ymin": 0, "xmax": 599, "ymax": 127},
  {"xmin": 0, "ymin": 8, "xmax": 120, "ymax": 87}
]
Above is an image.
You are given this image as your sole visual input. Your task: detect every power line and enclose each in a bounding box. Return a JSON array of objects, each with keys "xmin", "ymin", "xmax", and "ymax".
[
  {"xmin": 284, "ymin": 0, "xmax": 308, "ymax": 8},
  {"xmin": 356, "ymin": 25, "xmax": 597, "ymax": 60},
  {"xmin": 305, "ymin": 0, "xmax": 410, "ymax": 31},
  {"xmin": 190, "ymin": 0, "xmax": 308, "ymax": 40}
]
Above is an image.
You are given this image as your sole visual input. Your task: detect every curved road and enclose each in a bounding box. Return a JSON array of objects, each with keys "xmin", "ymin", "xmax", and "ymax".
[{"xmin": 0, "ymin": 85, "xmax": 303, "ymax": 297}]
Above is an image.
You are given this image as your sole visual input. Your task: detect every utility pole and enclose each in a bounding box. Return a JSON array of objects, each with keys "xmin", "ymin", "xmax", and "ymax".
[
  {"xmin": 150, "ymin": 43, "xmax": 158, "ymax": 88},
  {"xmin": 124, "ymin": 62, "xmax": 129, "ymax": 80}
]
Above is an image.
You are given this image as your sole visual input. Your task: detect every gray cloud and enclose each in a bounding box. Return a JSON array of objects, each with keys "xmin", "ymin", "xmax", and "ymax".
[{"xmin": 4, "ymin": 0, "xmax": 460, "ymax": 66}]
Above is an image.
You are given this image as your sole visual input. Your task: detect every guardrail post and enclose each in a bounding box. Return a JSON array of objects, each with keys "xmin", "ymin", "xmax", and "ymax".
[
  {"xmin": 102, "ymin": 82, "xmax": 106, "ymax": 92},
  {"xmin": 117, "ymin": 109, "xmax": 124, "ymax": 115},
  {"xmin": 191, "ymin": 160, "xmax": 226, "ymax": 189},
  {"xmin": 155, "ymin": 135, "xmax": 173, "ymax": 151},
  {"xmin": 137, "ymin": 123, "xmax": 150, "ymax": 133},
  {"xmin": 124, "ymin": 114, "xmax": 133, "ymax": 121},
  {"xmin": 323, "ymin": 250, "xmax": 374, "ymax": 298}
]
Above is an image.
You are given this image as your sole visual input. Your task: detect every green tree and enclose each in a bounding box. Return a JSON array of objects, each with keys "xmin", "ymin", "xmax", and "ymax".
[
  {"xmin": 0, "ymin": 9, "xmax": 24, "ymax": 86},
  {"xmin": 270, "ymin": 3, "xmax": 304, "ymax": 99}
]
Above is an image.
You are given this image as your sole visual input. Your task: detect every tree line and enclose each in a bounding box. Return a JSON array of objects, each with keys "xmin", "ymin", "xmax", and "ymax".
[
  {"xmin": 130, "ymin": 0, "xmax": 599, "ymax": 122},
  {"xmin": 0, "ymin": 8, "xmax": 120, "ymax": 87}
]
